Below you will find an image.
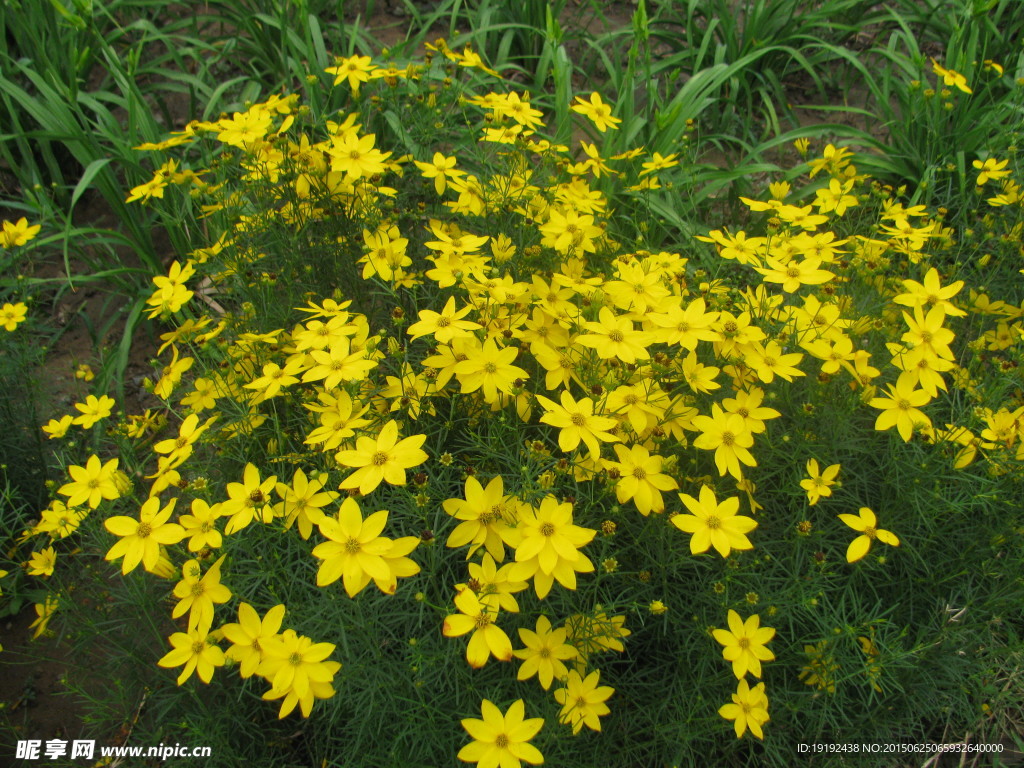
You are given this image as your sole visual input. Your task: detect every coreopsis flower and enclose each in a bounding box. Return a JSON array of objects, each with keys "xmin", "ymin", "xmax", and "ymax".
[
  {"xmin": 311, "ymin": 498, "xmax": 394, "ymax": 597},
  {"xmin": 719, "ymin": 679, "xmax": 770, "ymax": 739},
  {"xmin": 671, "ymin": 485, "xmax": 757, "ymax": 557},
  {"xmin": 513, "ymin": 615, "xmax": 578, "ymax": 690},
  {"xmin": 70, "ymin": 394, "xmax": 115, "ymax": 429},
  {"xmin": 215, "ymin": 108, "xmax": 272, "ymax": 147},
  {"xmin": 603, "ymin": 443, "xmax": 678, "ymax": 515},
  {"xmin": 34, "ymin": 501, "xmax": 86, "ymax": 539},
  {"xmin": 839, "ymin": 507, "xmax": 900, "ymax": 562},
  {"xmin": 257, "ymin": 629, "xmax": 338, "ymax": 702},
  {"xmin": 42, "ymin": 415, "xmax": 74, "ymax": 439},
  {"xmin": 901, "ymin": 305, "xmax": 956, "ymax": 361},
  {"xmin": 104, "ymin": 497, "xmax": 185, "ymax": 574},
  {"xmin": 221, "ymin": 603, "xmax": 286, "ymax": 678},
  {"xmin": 327, "ymin": 131, "xmax": 389, "ymax": 179},
  {"xmin": 0, "ymin": 217, "xmax": 41, "ymax": 247},
  {"xmin": 274, "ymin": 468, "xmax": 338, "ymax": 539},
  {"xmin": 153, "ymin": 413, "xmax": 215, "ymax": 463},
  {"xmin": 244, "ymin": 360, "xmax": 303, "ymax": 402},
  {"xmin": 800, "ymin": 459, "xmax": 840, "ymax": 506},
  {"xmin": 325, "ymin": 54, "xmax": 377, "ymax": 93},
  {"xmin": 172, "ymin": 556, "xmax": 231, "ymax": 632},
  {"xmin": 744, "ymin": 340, "xmax": 805, "ymax": 384},
  {"xmin": 336, "ymin": 420, "xmax": 428, "ymax": 495},
  {"xmin": 59, "ymin": 455, "xmax": 121, "ymax": 510},
  {"xmin": 508, "ymin": 496, "xmax": 596, "ymax": 599},
  {"xmin": 222, "ymin": 463, "xmax": 279, "ymax": 534},
  {"xmin": 29, "ymin": 594, "xmax": 58, "ymax": 639},
  {"xmin": 178, "ymin": 499, "xmax": 224, "ymax": 551},
  {"xmin": 973, "ymin": 157, "xmax": 1011, "ymax": 186},
  {"xmin": 576, "ymin": 306, "xmax": 652, "ymax": 363},
  {"xmin": 893, "ymin": 267, "xmax": 966, "ymax": 317},
  {"xmin": 756, "ymin": 256, "xmax": 835, "ymax": 293},
  {"xmin": 261, "ymin": 661, "xmax": 340, "ymax": 718},
  {"xmin": 648, "ymin": 296, "xmax": 720, "ymax": 349},
  {"xmin": 452, "ymin": 338, "xmax": 529, "ymax": 403},
  {"xmin": 869, "ymin": 372, "xmax": 933, "ymax": 442},
  {"xmin": 538, "ymin": 208, "xmax": 602, "ymax": 255},
  {"xmin": 536, "ymin": 390, "xmax": 618, "ymax": 459},
  {"xmin": 571, "ymin": 92, "xmax": 621, "ymax": 132},
  {"xmin": 442, "ymin": 587, "xmax": 514, "ymax": 668},
  {"xmin": 553, "ymin": 669, "xmax": 614, "ymax": 734},
  {"xmin": 406, "ymin": 296, "xmax": 482, "ymax": 343},
  {"xmin": 458, "ymin": 699, "xmax": 544, "ymax": 768},
  {"xmin": 27, "ymin": 547, "xmax": 57, "ymax": 577},
  {"xmin": 415, "ymin": 152, "xmax": 465, "ymax": 195},
  {"xmin": 157, "ymin": 628, "xmax": 225, "ymax": 685},
  {"xmin": 691, "ymin": 404, "xmax": 757, "ymax": 479},
  {"xmin": 444, "ymin": 475, "xmax": 521, "ymax": 561},
  {"xmin": 0, "ymin": 301, "xmax": 27, "ymax": 331},
  {"xmin": 459, "ymin": 554, "xmax": 528, "ymax": 613},
  {"xmin": 931, "ymin": 58, "xmax": 972, "ymax": 93},
  {"xmin": 712, "ymin": 610, "xmax": 776, "ymax": 679}
]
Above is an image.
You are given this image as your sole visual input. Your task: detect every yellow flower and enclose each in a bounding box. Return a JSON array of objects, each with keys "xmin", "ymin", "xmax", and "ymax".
[
  {"xmin": 838, "ymin": 507, "xmax": 900, "ymax": 562},
  {"xmin": 58, "ymin": 455, "xmax": 121, "ymax": 509},
  {"xmin": 800, "ymin": 459, "xmax": 840, "ymax": 506},
  {"xmin": 570, "ymin": 92, "xmax": 621, "ymax": 132},
  {"xmin": 171, "ymin": 556, "xmax": 231, "ymax": 632},
  {"xmin": 718, "ymin": 679, "xmax": 770, "ymax": 739},
  {"xmin": 712, "ymin": 610, "xmax": 776, "ymax": 679},
  {"xmin": 221, "ymin": 603, "xmax": 286, "ymax": 678},
  {"xmin": 30, "ymin": 594, "xmax": 59, "ymax": 638},
  {"xmin": 443, "ymin": 587, "xmax": 513, "ymax": 668},
  {"xmin": 176, "ymin": 499, "xmax": 223, "ymax": 552},
  {"xmin": 222, "ymin": 463, "xmax": 279, "ymax": 535},
  {"xmin": 325, "ymin": 54, "xmax": 377, "ymax": 93},
  {"xmin": 513, "ymin": 615, "xmax": 578, "ymax": 690},
  {"xmin": 973, "ymin": 157, "xmax": 1011, "ymax": 186},
  {"xmin": 603, "ymin": 443, "xmax": 678, "ymax": 515},
  {"xmin": 452, "ymin": 338, "xmax": 529, "ymax": 403},
  {"xmin": 104, "ymin": 497, "xmax": 185, "ymax": 574},
  {"xmin": 34, "ymin": 501, "xmax": 86, "ymax": 539},
  {"xmin": 536, "ymin": 390, "xmax": 618, "ymax": 459},
  {"xmin": 274, "ymin": 468, "xmax": 338, "ymax": 540},
  {"xmin": 27, "ymin": 546, "xmax": 57, "ymax": 577},
  {"xmin": 1, "ymin": 217, "xmax": 41, "ymax": 247},
  {"xmin": 71, "ymin": 394, "xmax": 115, "ymax": 429},
  {"xmin": 157, "ymin": 628, "xmax": 225, "ymax": 685},
  {"xmin": 311, "ymin": 498, "xmax": 394, "ymax": 597},
  {"xmin": 42, "ymin": 415, "xmax": 74, "ymax": 439},
  {"xmin": 507, "ymin": 496, "xmax": 596, "ymax": 599},
  {"xmin": 577, "ymin": 306, "xmax": 652, "ymax": 363},
  {"xmin": 414, "ymin": 152, "xmax": 464, "ymax": 195},
  {"xmin": 0, "ymin": 301, "xmax": 28, "ymax": 331},
  {"xmin": 336, "ymin": 420, "xmax": 428, "ymax": 495},
  {"xmin": 257, "ymin": 629, "xmax": 338, "ymax": 702},
  {"xmin": 406, "ymin": 296, "xmax": 481, "ymax": 343},
  {"xmin": 457, "ymin": 699, "xmax": 544, "ymax": 768},
  {"xmin": 868, "ymin": 372, "xmax": 933, "ymax": 442},
  {"xmin": 553, "ymin": 669, "xmax": 614, "ymax": 734},
  {"xmin": 671, "ymin": 485, "xmax": 757, "ymax": 557},
  {"xmin": 691, "ymin": 404, "xmax": 757, "ymax": 479},
  {"xmin": 444, "ymin": 475, "xmax": 521, "ymax": 561},
  {"xmin": 931, "ymin": 58, "xmax": 972, "ymax": 94}
]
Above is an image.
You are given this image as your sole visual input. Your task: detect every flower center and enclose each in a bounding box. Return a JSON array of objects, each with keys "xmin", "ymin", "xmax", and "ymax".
[
  {"xmin": 137, "ymin": 523, "xmax": 153, "ymax": 538},
  {"xmin": 372, "ymin": 451, "xmax": 389, "ymax": 466},
  {"xmin": 705, "ymin": 515, "xmax": 721, "ymax": 530},
  {"xmin": 570, "ymin": 413, "xmax": 586, "ymax": 427},
  {"xmin": 540, "ymin": 522, "xmax": 556, "ymax": 537}
]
